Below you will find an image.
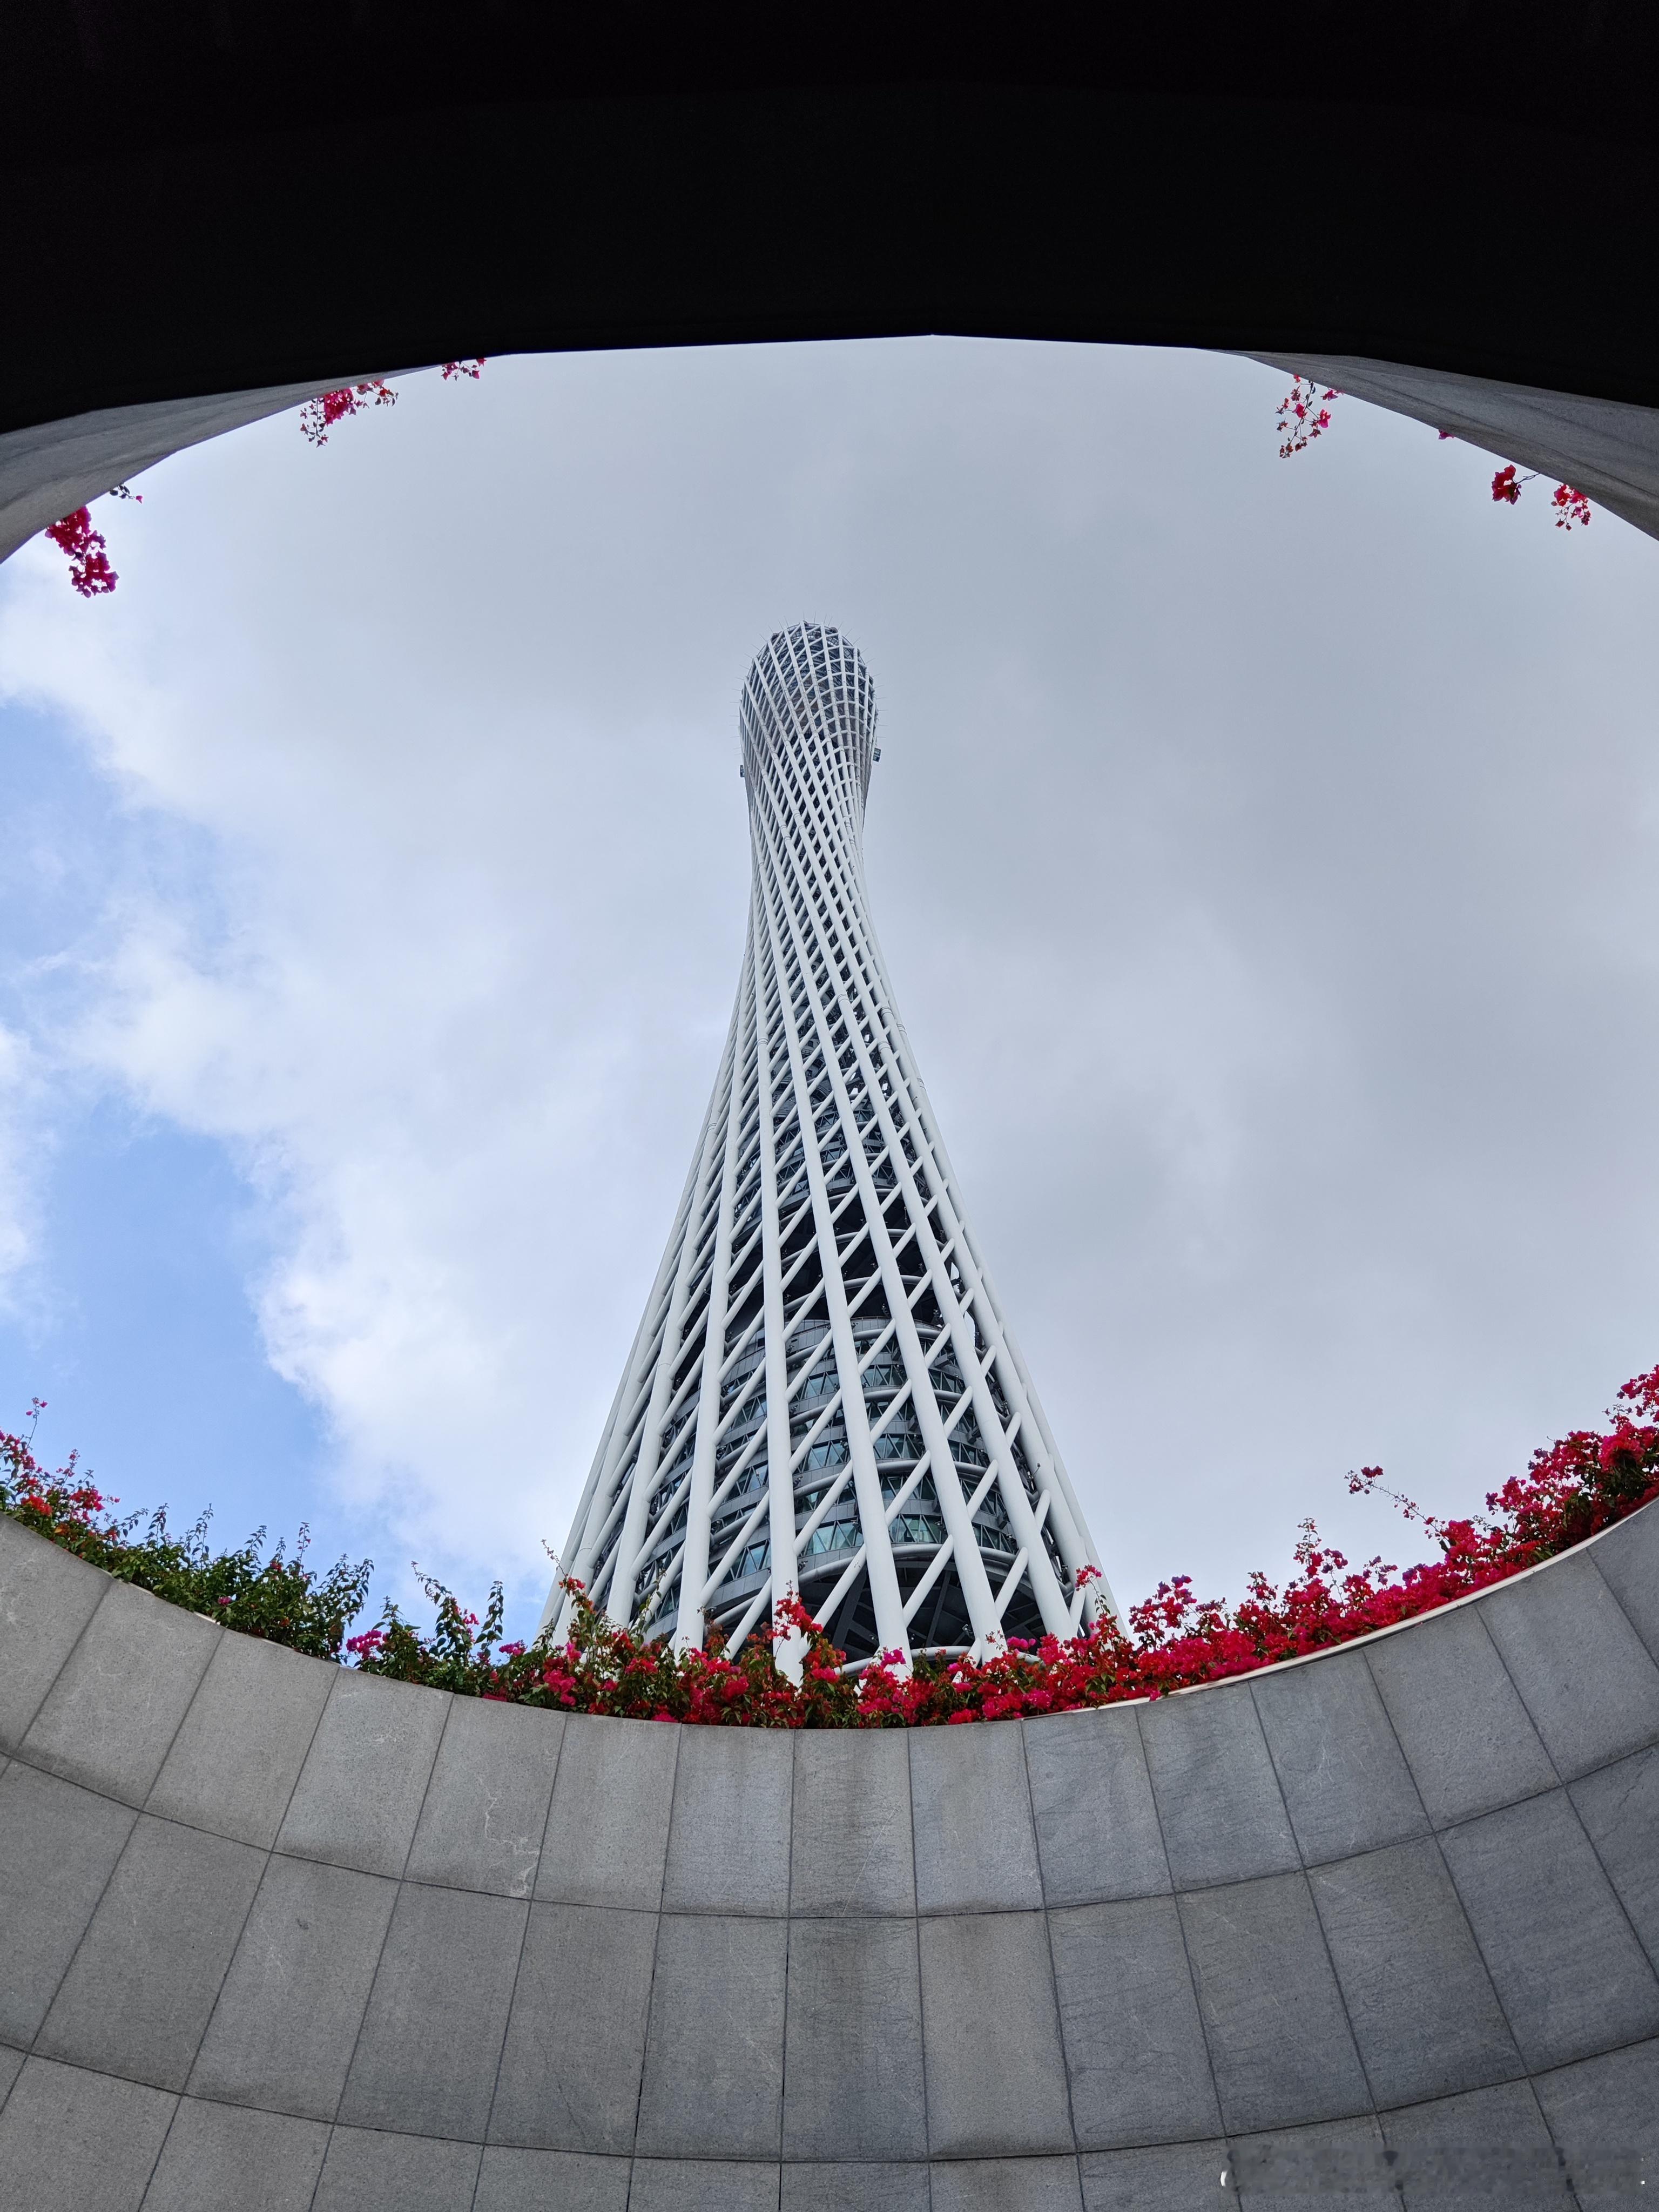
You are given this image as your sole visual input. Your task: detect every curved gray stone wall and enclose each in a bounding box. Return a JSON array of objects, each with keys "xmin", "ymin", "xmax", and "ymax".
[
  {"xmin": 0, "ymin": 382, "xmax": 338, "ymax": 571},
  {"xmin": 2, "ymin": 1502, "xmax": 1656, "ymax": 2211}
]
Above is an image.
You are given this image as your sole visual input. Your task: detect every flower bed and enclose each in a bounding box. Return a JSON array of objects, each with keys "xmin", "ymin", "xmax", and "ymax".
[{"xmin": 4, "ymin": 1365, "xmax": 1655, "ymax": 1726}]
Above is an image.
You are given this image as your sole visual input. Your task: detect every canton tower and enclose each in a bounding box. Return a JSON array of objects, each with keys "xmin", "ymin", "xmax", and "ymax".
[{"xmin": 549, "ymin": 624, "xmax": 1111, "ymax": 1664}]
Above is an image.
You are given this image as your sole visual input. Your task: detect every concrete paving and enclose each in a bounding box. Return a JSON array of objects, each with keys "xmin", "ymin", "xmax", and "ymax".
[{"xmin": 1, "ymin": 1501, "xmax": 1656, "ymax": 2208}]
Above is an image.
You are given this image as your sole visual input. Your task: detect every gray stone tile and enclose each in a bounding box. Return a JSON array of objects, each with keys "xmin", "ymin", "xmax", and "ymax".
[
  {"xmin": 1051, "ymin": 1896, "xmax": 1220, "ymax": 2148},
  {"xmin": 37, "ymin": 1813, "xmax": 266, "ymax": 2090},
  {"xmin": 21, "ymin": 1581, "xmax": 219, "ymax": 1805},
  {"xmin": 1024, "ymin": 1705, "xmax": 1170, "ymax": 1906},
  {"xmin": 637, "ymin": 1914, "xmax": 786, "ymax": 2157},
  {"xmin": 311, "ymin": 2125, "xmax": 481, "ymax": 2211},
  {"xmin": 1140, "ymin": 1687, "xmax": 1298, "ymax": 1890},
  {"xmin": 339, "ymin": 1881, "xmax": 526, "ymax": 2139},
  {"xmin": 1228, "ymin": 2114, "xmax": 1398, "ymax": 2209},
  {"xmin": 780, "ymin": 2162, "xmax": 930, "ymax": 2212},
  {"xmin": 274, "ymin": 1669, "xmax": 448, "ymax": 1877},
  {"xmin": 628, "ymin": 2161, "xmax": 780, "ymax": 2212},
  {"xmin": 0, "ymin": 1761, "xmax": 137, "ymax": 2044},
  {"xmin": 1481, "ymin": 1550, "xmax": 1659, "ymax": 1778},
  {"xmin": 1252, "ymin": 1649, "xmax": 1429, "ymax": 1864},
  {"xmin": 782, "ymin": 1917, "xmax": 926, "ymax": 2160},
  {"xmin": 0, "ymin": 2054, "xmax": 174, "ymax": 2212},
  {"xmin": 920, "ymin": 1912, "xmax": 1072, "ymax": 2156},
  {"xmin": 490, "ymin": 1903, "xmax": 657, "ymax": 2153},
  {"xmin": 1381, "ymin": 2079, "xmax": 1573, "ymax": 2208},
  {"xmin": 791, "ymin": 1728, "xmax": 914, "ymax": 1915},
  {"xmin": 0, "ymin": 2047, "xmax": 22, "ymax": 2108},
  {"xmin": 910, "ymin": 1720, "xmax": 1041, "ymax": 1913},
  {"xmin": 1365, "ymin": 1606, "xmax": 1556, "ymax": 1826},
  {"xmin": 664, "ymin": 1725, "xmax": 792, "ymax": 1914},
  {"xmin": 473, "ymin": 2146, "xmax": 631, "ymax": 2212},
  {"xmin": 1081, "ymin": 2142, "xmax": 1229, "ymax": 2211},
  {"xmin": 187, "ymin": 1853, "xmax": 397, "ymax": 2119},
  {"xmin": 1569, "ymin": 1744, "xmax": 1659, "ymax": 1969},
  {"xmin": 1440, "ymin": 1789, "xmax": 1659, "ymax": 2069},
  {"xmin": 1533, "ymin": 2036, "xmax": 1659, "ymax": 2210},
  {"xmin": 1592, "ymin": 1498, "xmax": 1659, "ymax": 1664},
  {"xmin": 0, "ymin": 1518, "xmax": 109, "ymax": 1752},
  {"xmin": 404, "ymin": 1696, "xmax": 564, "ymax": 1898},
  {"xmin": 146, "ymin": 1631, "xmax": 333, "ymax": 1849},
  {"xmin": 929, "ymin": 2156, "xmax": 1084, "ymax": 2212},
  {"xmin": 139, "ymin": 2098, "xmax": 331, "ymax": 2212},
  {"xmin": 537, "ymin": 1714, "xmax": 677, "ymax": 1910},
  {"xmin": 1308, "ymin": 1837, "xmax": 1521, "ymax": 2106},
  {"xmin": 1178, "ymin": 1872, "xmax": 1370, "ymax": 2133}
]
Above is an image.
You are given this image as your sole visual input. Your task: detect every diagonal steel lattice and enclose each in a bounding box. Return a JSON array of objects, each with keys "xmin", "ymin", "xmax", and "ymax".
[{"xmin": 547, "ymin": 624, "xmax": 1112, "ymax": 1665}]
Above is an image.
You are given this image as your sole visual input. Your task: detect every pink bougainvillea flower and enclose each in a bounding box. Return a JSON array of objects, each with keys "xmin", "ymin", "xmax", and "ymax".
[
  {"xmin": 1276, "ymin": 378, "xmax": 1340, "ymax": 458},
  {"xmin": 299, "ymin": 379, "xmax": 398, "ymax": 447},
  {"xmin": 44, "ymin": 507, "xmax": 117, "ymax": 596}
]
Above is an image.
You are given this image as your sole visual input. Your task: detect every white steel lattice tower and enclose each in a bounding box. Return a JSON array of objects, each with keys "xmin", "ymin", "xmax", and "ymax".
[{"xmin": 549, "ymin": 624, "xmax": 1112, "ymax": 1663}]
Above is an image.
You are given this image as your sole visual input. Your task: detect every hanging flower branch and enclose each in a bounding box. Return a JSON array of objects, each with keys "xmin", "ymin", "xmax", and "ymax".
[
  {"xmin": 297, "ymin": 360, "xmax": 486, "ymax": 442},
  {"xmin": 298, "ymin": 377, "xmax": 399, "ymax": 447},
  {"xmin": 1277, "ymin": 377, "xmax": 1594, "ymax": 529},
  {"xmin": 40, "ymin": 362, "xmax": 488, "ymax": 595},
  {"xmin": 1491, "ymin": 465, "xmax": 1593, "ymax": 529},
  {"xmin": 1277, "ymin": 376, "xmax": 1340, "ymax": 457}
]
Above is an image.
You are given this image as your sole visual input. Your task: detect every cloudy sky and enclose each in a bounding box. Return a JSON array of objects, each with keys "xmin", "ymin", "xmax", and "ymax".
[{"xmin": 2, "ymin": 339, "xmax": 1656, "ymax": 1640}]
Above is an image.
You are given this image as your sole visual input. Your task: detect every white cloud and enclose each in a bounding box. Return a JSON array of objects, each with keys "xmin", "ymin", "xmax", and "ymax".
[{"xmin": 3, "ymin": 338, "xmax": 1657, "ymax": 1614}]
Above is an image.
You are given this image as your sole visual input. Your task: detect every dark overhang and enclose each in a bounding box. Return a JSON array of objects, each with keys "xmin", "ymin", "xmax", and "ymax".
[{"xmin": 5, "ymin": 0, "xmax": 1658, "ymax": 547}]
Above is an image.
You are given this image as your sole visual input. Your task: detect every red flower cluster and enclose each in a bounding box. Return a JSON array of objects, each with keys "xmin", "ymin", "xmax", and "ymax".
[
  {"xmin": 299, "ymin": 379, "xmax": 399, "ymax": 446},
  {"xmin": 44, "ymin": 507, "xmax": 116, "ymax": 596},
  {"xmin": 1491, "ymin": 464, "xmax": 1591, "ymax": 527},
  {"xmin": 300, "ymin": 360, "xmax": 484, "ymax": 445},
  {"xmin": 1276, "ymin": 377, "xmax": 1339, "ymax": 458}
]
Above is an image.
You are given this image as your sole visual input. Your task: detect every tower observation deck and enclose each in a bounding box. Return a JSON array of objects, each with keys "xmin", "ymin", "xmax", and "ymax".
[{"xmin": 549, "ymin": 625, "xmax": 1111, "ymax": 1664}]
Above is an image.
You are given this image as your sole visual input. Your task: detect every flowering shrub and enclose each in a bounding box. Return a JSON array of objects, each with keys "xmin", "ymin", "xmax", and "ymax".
[
  {"xmin": 348, "ymin": 1577, "xmax": 857, "ymax": 1726},
  {"xmin": 6, "ymin": 1363, "xmax": 1655, "ymax": 1721},
  {"xmin": 0, "ymin": 1404, "xmax": 370, "ymax": 1658}
]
